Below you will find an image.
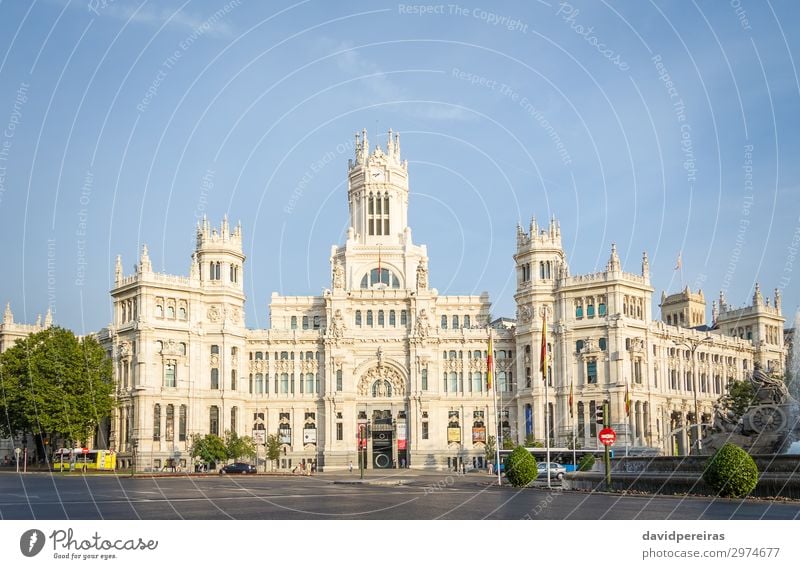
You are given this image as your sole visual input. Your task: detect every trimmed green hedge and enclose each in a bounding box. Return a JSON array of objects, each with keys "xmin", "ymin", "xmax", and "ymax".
[
  {"xmin": 578, "ymin": 454, "xmax": 595, "ymax": 472},
  {"xmin": 703, "ymin": 443, "xmax": 759, "ymax": 498},
  {"xmin": 504, "ymin": 446, "xmax": 537, "ymax": 487}
]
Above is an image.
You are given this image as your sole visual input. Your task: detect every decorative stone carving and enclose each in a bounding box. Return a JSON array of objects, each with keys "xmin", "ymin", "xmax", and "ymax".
[
  {"xmin": 332, "ymin": 261, "xmax": 344, "ymax": 290},
  {"xmin": 415, "ymin": 309, "xmax": 430, "ymax": 338},
  {"xmin": 210, "ymin": 354, "xmax": 220, "ymax": 367},
  {"xmin": 518, "ymin": 304, "xmax": 532, "ymax": 323},
  {"xmin": 118, "ymin": 342, "xmax": 131, "ymax": 358},
  {"xmin": 207, "ymin": 305, "xmax": 221, "ymax": 322},
  {"xmin": 231, "ymin": 308, "xmax": 241, "ymax": 324},
  {"xmin": 329, "ymin": 309, "xmax": 345, "ymax": 339},
  {"xmin": 357, "ymin": 360, "xmax": 405, "ymax": 397},
  {"xmin": 416, "ymin": 258, "xmax": 428, "ymax": 290},
  {"xmin": 162, "ymin": 339, "xmax": 182, "ymax": 356}
]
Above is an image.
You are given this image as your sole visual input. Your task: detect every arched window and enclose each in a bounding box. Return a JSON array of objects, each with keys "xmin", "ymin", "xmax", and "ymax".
[
  {"xmin": 452, "ymin": 315, "xmax": 459, "ymax": 328},
  {"xmin": 355, "ymin": 310, "xmax": 362, "ymax": 326},
  {"xmin": 280, "ymin": 373, "xmax": 289, "ymax": 394},
  {"xmin": 389, "ymin": 310, "xmax": 396, "ymax": 326},
  {"xmin": 179, "ymin": 306, "xmax": 187, "ymax": 320},
  {"xmin": 291, "ymin": 316, "xmax": 297, "ymax": 329},
  {"xmin": 230, "ymin": 406, "xmax": 238, "ymax": 433},
  {"xmin": 366, "ymin": 310, "xmax": 374, "ymax": 326},
  {"xmin": 576, "ymin": 340, "xmax": 584, "ymax": 353},
  {"xmin": 449, "ymin": 372, "xmax": 458, "ymax": 392},
  {"xmin": 156, "ymin": 304, "xmax": 164, "ymax": 318},
  {"xmin": 302, "ymin": 316, "xmax": 309, "ymax": 330},
  {"xmin": 255, "ymin": 373, "xmax": 264, "ymax": 394},
  {"xmin": 209, "ymin": 406, "xmax": 219, "ymax": 436},
  {"xmin": 153, "ymin": 404, "xmax": 161, "ymax": 441},
  {"xmin": 464, "ymin": 315, "xmax": 471, "ymax": 328},
  {"xmin": 441, "ymin": 315, "xmax": 448, "ymax": 329},
  {"xmin": 336, "ymin": 369, "xmax": 343, "ymax": 391},
  {"xmin": 421, "ymin": 368, "xmax": 428, "ymax": 390},
  {"xmin": 598, "ymin": 337, "xmax": 607, "ymax": 351},
  {"xmin": 378, "ymin": 310, "xmax": 385, "ymax": 326},
  {"xmin": 165, "ymin": 404, "xmax": 174, "ymax": 441},
  {"xmin": 371, "ymin": 379, "xmax": 393, "ymax": 397},
  {"xmin": 179, "ymin": 405, "xmax": 187, "ymax": 441},
  {"xmin": 305, "ymin": 373, "xmax": 315, "ymax": 394},
  {"xmin": 210, "ymin": 368, "xmax": 219, "ymax": 390},
  {"xmin": 360, "ymin": 268, "xmax": 400, "ymax": 289},
  {"xmin": 400, "ymin": 310, "xmax": 408, "ymax": 326},
  {"xmin": 166, "ymin": 305, "xmax": 175, "ymax": 319}
]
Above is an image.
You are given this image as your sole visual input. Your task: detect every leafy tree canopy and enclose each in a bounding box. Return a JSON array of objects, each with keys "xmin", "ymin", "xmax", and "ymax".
[
  {"xmin": 224, "ymin": 430, "xmax": 256, "ymax": 462},
  {"xmin": 0, "ymin": 327, "xmax": 114, "ymax": 446},
  {"xmin": 189, "ymin": 433, "xmax": 227, "ymax": 465}
]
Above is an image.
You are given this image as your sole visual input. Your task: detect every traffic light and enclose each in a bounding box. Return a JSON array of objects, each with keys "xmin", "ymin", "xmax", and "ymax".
[{"xmin": 595, "ymin": 406, "xmax": 605, "ymax": 425}]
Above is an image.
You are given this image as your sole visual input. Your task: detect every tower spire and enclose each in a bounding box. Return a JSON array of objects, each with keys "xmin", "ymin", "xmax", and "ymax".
[{"xmin": 3, "ymin": 302, "xmax": 12, "ymax": 325}]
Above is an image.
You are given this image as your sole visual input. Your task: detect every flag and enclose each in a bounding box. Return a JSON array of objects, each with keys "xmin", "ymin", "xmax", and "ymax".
[
  {"xmin": 568, "ymin": 381, "xmax": 574, "ymax": 419},
  {"xmin": 486, "ymin": 334, "xmax": 494, "ymax": 389},
  {"xmin": 539, "ymin": 312, "xmax": 547, "ymax": 381},
  {"xmin": 674, "ymin": 251, "xmax": 682, "ymax": 271},
  {"xmin": 625, "ymin": 382, "xmax": 631, "ymax": 417}
]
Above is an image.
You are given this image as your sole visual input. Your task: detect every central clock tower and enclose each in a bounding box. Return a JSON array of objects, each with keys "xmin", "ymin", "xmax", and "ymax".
[
  {"xmin": 347, "ymin": 128, "xmax": 409, "ymax": 246},
  {"xmin": 329, "ymin": 129, "xmax": 428, "ymax": 292}
]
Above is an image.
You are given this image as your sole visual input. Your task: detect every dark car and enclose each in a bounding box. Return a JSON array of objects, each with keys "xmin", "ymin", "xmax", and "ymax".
[{"xmin": 220, "ymin": 462, "xmax": 257, "ymax": 474}]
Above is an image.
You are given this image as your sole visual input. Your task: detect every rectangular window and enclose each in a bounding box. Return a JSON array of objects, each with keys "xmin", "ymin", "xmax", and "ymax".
[
  {"xmin": 164, "ymin": 362, "xmax": 176, "ymax": 388},
  {"xmin": 400, "ymin": 310, "xmax": 408, "ymax": 326},
  {"xmin": 587, "ymin": 360, "xmax": 598, "ymax": 384},
  {"xmin": 421, "ymin": 368, "xmax": 428, "ymax": 390},
  {"xmin": 336, "ymin": 423, "xmax": 343, "ymax": 441},
  {"xmin": 211, "ymin": 368, "xmax": 219, "ymax": 390},
  {"xmin": 153, "ymin": 404, "xmax": 161, "ymax": 441},
  {"xmin": 336, "ymin": 369, "xmax": 343, "ymax": 391},
  {"xmin": 231, "ymin": 369, "xmax": 237, "ymax": 391},
  {"xmin": 303, "ymin": 316, "xmax": 309, "ymax": 329},
  {"xmin": 422, "ymin": 422, "xmax": 429, "ymax": 440},
  {"xmin": 165, "ymin": 405, "xmax": 174, "ymax": 441}
]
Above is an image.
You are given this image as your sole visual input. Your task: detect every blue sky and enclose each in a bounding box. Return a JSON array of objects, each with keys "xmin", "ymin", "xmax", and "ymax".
[{"xmin": 0, "ymin": 0, "xmax": 798, "ymax": 333}]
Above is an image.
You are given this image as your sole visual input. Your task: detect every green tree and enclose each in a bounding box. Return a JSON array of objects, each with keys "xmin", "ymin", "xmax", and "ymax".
[
  {"xmin": 577, "ymin": 454, "xmax": 595, "ymax": 471},
  {"xmin": 224, "ymin": 430, "xmax": 256, "ymax": 462},
  {"xmin": 189, "ymin": 433, "xmax": 227, "ymax": 468},
  {"xmin": 720, "ymin": 380, "xmax": 755, "ymax": 420},
  {"xmin": 484, "ymin": 435, "xmax": 497, "ymax": 465},
  {"xmin": 266, "ymin": 434, "xmax": 282, "ymax": 471},
  {"xmin": 504, "ymin": 446, "xmax": 537, "ymax": 487},
  {"xmin": 0, "ymin": 327, "xmax": 114, "ymax": 452},
  {"xmin": 502, "ymin": 436, "xmax": 515, "ymax": 450}
]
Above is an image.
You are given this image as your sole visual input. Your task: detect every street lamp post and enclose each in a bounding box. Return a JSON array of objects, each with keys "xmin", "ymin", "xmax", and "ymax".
[
  {"xmin": 130, "ymin": 439, "xmax": 138, "ymax": 477},
  {"xmin": 673, "ymin": 335, "xmax": 711, "ymax": 454}
]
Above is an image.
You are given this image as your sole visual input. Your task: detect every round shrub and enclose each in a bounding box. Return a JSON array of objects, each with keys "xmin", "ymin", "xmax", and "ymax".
[
  {"xmin": 504, "ymin": 446, "xmax": 537, "ymax": 487},
  {"xmin": 703, "ymin": 443, "xmax": 759, "ymax": 498},
  {"xmin": 578, "ymin": 454, "xmax": 595, "ymax": 472}
]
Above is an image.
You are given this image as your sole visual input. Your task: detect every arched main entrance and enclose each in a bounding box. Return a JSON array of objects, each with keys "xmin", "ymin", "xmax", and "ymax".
[{"xmin": 371, "ymin": 409, "xmax": 393, "ymax": 468}]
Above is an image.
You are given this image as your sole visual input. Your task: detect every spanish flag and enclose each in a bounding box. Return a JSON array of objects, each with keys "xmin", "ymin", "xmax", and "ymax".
[
  {"xmin": 625, "ymin": 382, "xmax": 631, "ymax": 417},
  {"xmin": 487, "ymin": 334, "xmax": 494, "ymax": 389},
  {"xmin": 569, "ymin": 381, "xmax": 574, "ymax": 418},
  {"xmin": 540, "ymin": 312, "xmax": 547, "ymax": 381}
]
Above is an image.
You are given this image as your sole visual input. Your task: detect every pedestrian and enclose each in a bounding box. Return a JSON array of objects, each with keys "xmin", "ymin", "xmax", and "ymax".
[{"xmin": 349, "ymin": 460, "xmax": 353, "ymax": 473}]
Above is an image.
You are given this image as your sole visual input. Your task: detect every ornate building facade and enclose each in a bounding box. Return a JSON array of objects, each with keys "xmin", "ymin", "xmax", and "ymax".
[{"xmin": 1, "ymin": 130, "xmax": 788, "ymax": 470}]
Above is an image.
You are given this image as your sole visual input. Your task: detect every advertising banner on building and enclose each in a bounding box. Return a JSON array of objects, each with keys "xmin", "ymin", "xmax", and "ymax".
[
  {"xmin": 447, "ymin": 427, "xmax": 461, "ymax": 443},
  {"xmin": 357, "ymin": 422, "xmax": 368, "ymax": 449},
  {"xmin": 251, "ymin": 430, "xmax": 266, "ymax": 445},
  {"xmin": 397, "ymin": 422, "xmax": 407, "ymax": 450},
  {"xmin": 472, "ymin": 426, "xmax": 486, "ymax": 443},
  {"xmin": 303, "ymin": 428, "xmax": 316, "ymax": 444},
  {"xmin": 525, "ymin": 405, "xmax": 533, "ymax": 438},
  {"xmin": 278, "ymin": 426, "xmax": 291, "ymax": 445}
]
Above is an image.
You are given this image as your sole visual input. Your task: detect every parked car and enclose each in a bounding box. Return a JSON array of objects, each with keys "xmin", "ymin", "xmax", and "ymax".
[
  {"xmin": 220, "ymin": 462, "xmax": 257, "ymax": 474},
  {"xmin": 536, "ymin": 462, "xmax": 566, "ymax": 480}
]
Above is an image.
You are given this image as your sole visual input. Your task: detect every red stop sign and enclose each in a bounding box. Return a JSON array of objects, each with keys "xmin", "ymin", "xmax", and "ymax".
[
  {"xmin": 82, "ymin": 448, "xmax": 89, "ymax": 455},
  {"xmin": 598, "ymin": 428, "xmax": 616, "ymax": 446}
]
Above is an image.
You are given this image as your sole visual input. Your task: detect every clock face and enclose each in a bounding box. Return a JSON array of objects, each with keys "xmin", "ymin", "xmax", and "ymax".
[{"xmin": 371, "ymin": 170, "xmax": 384, "ymax": 181}]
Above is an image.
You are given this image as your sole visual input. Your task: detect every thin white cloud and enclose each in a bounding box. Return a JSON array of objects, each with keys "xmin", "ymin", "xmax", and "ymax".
[{"xmin": 323, "ymin": 38, "xmax": 473, "ymax": 122}]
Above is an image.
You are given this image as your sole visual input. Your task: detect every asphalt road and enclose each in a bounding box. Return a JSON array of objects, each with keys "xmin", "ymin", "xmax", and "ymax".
[{"xmin": 1, "ymin": 471, "xmax": 798, "ymax": 520}]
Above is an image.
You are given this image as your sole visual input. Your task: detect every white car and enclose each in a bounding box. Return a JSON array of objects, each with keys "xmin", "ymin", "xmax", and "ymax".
[{"xmin": 536, "ymin": 462, "xmax": 566, "ymax": 480}]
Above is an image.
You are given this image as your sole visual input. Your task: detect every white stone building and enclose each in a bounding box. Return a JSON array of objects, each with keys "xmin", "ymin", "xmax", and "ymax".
[{"xmin": 1, "ymin": 130, "xmax": 787, "ymax": 470}]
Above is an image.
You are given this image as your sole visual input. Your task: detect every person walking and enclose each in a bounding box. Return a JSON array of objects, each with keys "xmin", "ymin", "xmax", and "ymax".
[{"xmin": 349, "ymin": 460, "xmax": 353, "ymax": 473}]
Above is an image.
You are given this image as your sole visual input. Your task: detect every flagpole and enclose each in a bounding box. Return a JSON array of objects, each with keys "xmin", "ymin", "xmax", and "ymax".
[
  {"xmin": 625, "ymin": 381, "xmax": 630, "ymax": 458},
  {"xmin": 489, "ymin": 329, "xmax": 501, "ymax": 486},
  {"xmin": 571, "ymin": 381, "xmax": 576, "ymax": 472},
  {"xmin": 542, "ymin": 307, "xmax": 551, "ymax": 489}
]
